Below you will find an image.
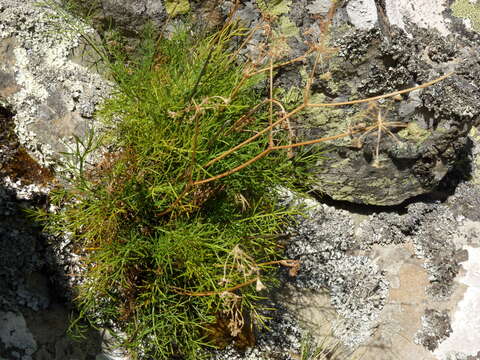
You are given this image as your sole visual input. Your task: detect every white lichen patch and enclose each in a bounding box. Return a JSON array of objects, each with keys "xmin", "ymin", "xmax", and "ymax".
[
  {"xmin": 2, "ymin": 176, "xmax": 50, "ymax": 200},
  {"xmin": 346, "ymin": 0, "xmax": 378, "ymax": 30},
  {"xmin": 384, "ymin": 0, "xmax": 451, "ymax": 36}
]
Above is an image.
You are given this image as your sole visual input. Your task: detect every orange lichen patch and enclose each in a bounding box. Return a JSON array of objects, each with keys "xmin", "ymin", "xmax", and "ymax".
[{"xmin": 0, "ymin": 107, "xmax": 54, "ymax": 185}]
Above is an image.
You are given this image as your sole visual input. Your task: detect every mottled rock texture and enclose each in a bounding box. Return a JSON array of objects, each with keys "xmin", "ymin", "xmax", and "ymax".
[
  {"xmin": 0, "ymin": 0, "xmax": 109, "ymax": 168},
  {"xmin": 60, "ymin": 0, "xmax": 480, "ymax": 208},
  {"xmin": 303, "ymin": 26, "xmax": 480, "ymax": 205},
  {"xmin": 209, "ymin": 0, "xmax": 480, "ymax": 205}
]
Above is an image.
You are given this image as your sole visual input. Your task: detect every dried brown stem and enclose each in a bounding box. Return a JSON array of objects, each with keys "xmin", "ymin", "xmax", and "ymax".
[
  {"xmin": 307, "ymin": 72, "xmax": 453, "ymax": 108},
  {"xmin": 170, "ymin": 277, "xmax": 257, "ymax": 297},
  {"xmin": 202, "ymin": 104, "xmax": 307, "ymax": 169},
  {"xmin": 269, "ymin": 56, "xmax": 274, "ymax": 147}
]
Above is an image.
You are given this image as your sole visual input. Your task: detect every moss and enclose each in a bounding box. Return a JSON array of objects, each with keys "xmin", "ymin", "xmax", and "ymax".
[
  {"xmin": 278, "ymin": 15, "xmax": 300, "ymax": 38},
  {"xmin": 451, "ymin": 0, "xmax": 480, "ymax": 32},
  {"xmin": 165, "ymin": 0, "xmax": 191, "ymax": 17}
]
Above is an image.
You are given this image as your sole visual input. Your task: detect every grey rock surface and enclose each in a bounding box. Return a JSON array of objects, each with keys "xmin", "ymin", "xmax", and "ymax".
[
  {"xmin": 384, "ymin": 0, "xmax": 452, "ymax": 36},
  {"xmin": 0, "ymin": 1, "xmax": 117, "ymax": 359},
  {"xmin": 0, "ymin": 312, "xmax": 37, "ymax": 360},
  {"xmin": 300, "ymin": 26, "xmax": 480, "ymax": 205},
  {"xmin": 346, "ymin": 0, "xmax": 378, "ymax": 30}
]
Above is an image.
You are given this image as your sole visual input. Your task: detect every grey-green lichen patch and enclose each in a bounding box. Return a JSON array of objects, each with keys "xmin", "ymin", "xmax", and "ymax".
[
  {"xmin": 303, "ymin": 93, "xmax": 354, "ymax": 146},
  {"xmin": 274, "ymin": 85, "xmax": 303, "ymax": 107},
  {"xmin": 451, "ymin": 0, "xmax": 480, "ymax": 32},
  {"xmin": 278, "ymin": 15, "xmax": 300, "ymax": 38},
  {"xmin": 165, "ymin": 0, "xmax": 190, "ymax": 17},
  {"xmin": 256, "ymin": 0, "xmax": 300, "ymax": 43}
]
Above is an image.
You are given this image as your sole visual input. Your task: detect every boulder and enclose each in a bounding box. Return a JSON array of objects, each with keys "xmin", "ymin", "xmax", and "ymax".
[
  {"xmin": 288, "ymin": 0, "xmax": 480, "ymax": 205},
  {"xmin": 0, "ymin": 0, "xmax": 110, "ymax": 168},
  {"xmin": 300, "ymin": 26, "xmax": 480, "ymax": 205}
]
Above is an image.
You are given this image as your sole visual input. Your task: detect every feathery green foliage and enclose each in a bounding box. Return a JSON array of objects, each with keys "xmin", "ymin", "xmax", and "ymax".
[{"xmin": 37, "ymin": 20, "xmax": 313, "ymax": 359}]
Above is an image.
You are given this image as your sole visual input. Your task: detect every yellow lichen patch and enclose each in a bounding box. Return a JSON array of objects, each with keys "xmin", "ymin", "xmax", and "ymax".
[
  {"xmin": 274, "ymin": 86, "xmax": 303, "ymax": 106},
  {"xmin": 278, "ymin": 16, "xmax": 300, "ymax": 38},
  {"xmin": 451, "ymin": 0, "xmax": 480, "ymax": 32},
  {"xmin": 397, "ymin": 122, "xmax": 431, "ymax": 144},
  {"xmin": 165, "ymin": 0, "xmax": 190, "ymax": 17},
  {"xmin": 256, "ymin": 0, "xmax": 292, "ymax": 17}
]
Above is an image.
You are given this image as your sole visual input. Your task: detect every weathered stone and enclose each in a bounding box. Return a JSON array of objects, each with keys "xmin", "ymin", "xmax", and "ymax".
[
  {"xmin": 99, "ymin": 0, "xmax": 166, "ymax": 34},
  {"xmin": 346, "ymin": 0, "xmax": 378, "ymax": 30},
  {"xmin": 208, "ymin": 0, "xmax": 480, "ymax": 205},
  {"xmin": 384, "ymin": 0, "xmax": 452, "ymax": 36},
  {"xmin": 0, "ymin": 312, "xmax": 37, "ymax": 359},
  {"xmin": 2, "ymin": 1, "xmax": 480, "ymax": 359},
  {"xmin": 415, "ymin": 309, "xmax": 452, "ymax": 351},
  {"xmin": 0, "ymin": 0, "xmax": 110, "ymax": 168},
  {"xmin": 301, "ymin": 23, "xmax": 480, "ymax": 204}
]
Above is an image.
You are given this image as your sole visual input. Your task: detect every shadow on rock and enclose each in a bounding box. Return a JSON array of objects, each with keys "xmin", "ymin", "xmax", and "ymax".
[{"xmin": 0, "ymin": 106, "xmax": 102, "ymax": 360}]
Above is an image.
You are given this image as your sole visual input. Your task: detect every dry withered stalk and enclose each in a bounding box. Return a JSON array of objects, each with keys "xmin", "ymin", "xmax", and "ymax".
[{"xmin": 158, "ymin": 1, "xmax": 452, "ymax": 217}]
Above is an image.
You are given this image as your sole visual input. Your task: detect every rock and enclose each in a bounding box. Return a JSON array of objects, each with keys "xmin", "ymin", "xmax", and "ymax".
[
  {"xmin": 434, "ymin": 247, "xmax": 480, "ymax": 359},
  {"xmin": 66, "ymin": 0, "xmax": 169, "ymax": 36},
  {"xmin": 0, "ymin": 0, "xmax": 110, "ymax": 169},
  {"xmin": 0, "ymin": 312, "xmax": 37, "ymax": 360},
  {"xmin": 214, "ymin": 0, "xmax": 480, "ymax": 205},
  {"xmin": 3, "ymin": 0, "xmax": 480, "ymax": 359},
  {"xmin": 300, "ymin": 24, "xmax": 480, "ymax": 205},
  {"xmin": 96, "ymin": 0, "xmax": 166, "ymax": 34},
  {"xmin": 346, "ymin": 0, "xmax": 378, "ymax": 30},
  {"xmin": 384, "ymin": 0, "xmax": 452, "ymax": 36},
  {"xmin": 415, "ymin": 309, "xmax": 452, "ymax": 352},
  {"xmin": 273, "ymin": 178, "xmax": 480, "ymax": 358}
]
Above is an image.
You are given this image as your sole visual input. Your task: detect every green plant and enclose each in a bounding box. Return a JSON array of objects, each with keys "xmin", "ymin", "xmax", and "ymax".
[
  {"xmin": 37, "ymin": 17, "xmax": 311, "ymax": 359},
  {"xmin": 298, "ymin": 332, "xmax": 354, "ymax": 360},
  {"xmin": 34, "ymin": 1, "xmax": 453, "ymax": 358}
]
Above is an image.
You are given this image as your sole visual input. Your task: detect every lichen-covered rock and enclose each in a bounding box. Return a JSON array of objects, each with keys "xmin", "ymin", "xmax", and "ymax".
[
  {"xmin": 0, "ymin": 0, "xmax": 110, "ymax": 168},
  {"xmin": 415, "ymin": 309, "xmax": 452, "ymax": 351},
  {"xmin": 451, "ymin": 0, "xmax": 480, "ymax": 32},
  {"xmin": 213, "ymin": 0, "xmax": 480, "ymax": 205},
  {"xmin": 79, "ymin": 0, "xmax": 167, "ymax": 35},
  {"xmin": 299, "ymin": 25, "xmax": 480, "ymax": 205}
]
